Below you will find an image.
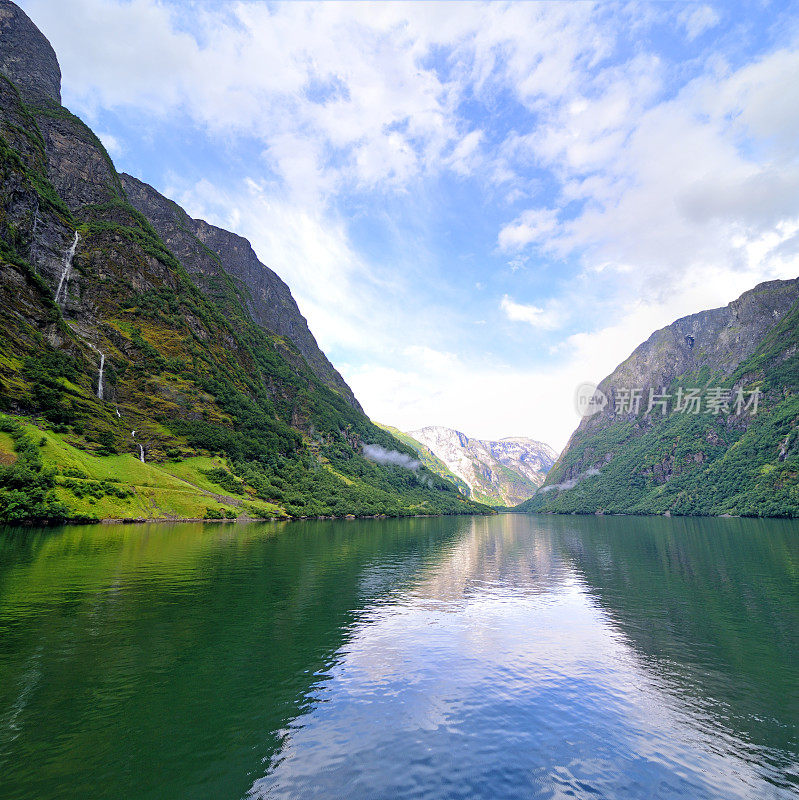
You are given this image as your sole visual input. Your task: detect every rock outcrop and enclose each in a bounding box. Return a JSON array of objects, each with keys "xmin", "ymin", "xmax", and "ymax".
[
  {"xmin": 578, "ymin": 278, "xmax": 799, "ymax": 438},
  {"xmin": 0, "ymin": 0, "xmax": 60, "ymax": 104},
  {"xmin": 524, "ymin": 278, "xmax": 799, "ymax": 517}
]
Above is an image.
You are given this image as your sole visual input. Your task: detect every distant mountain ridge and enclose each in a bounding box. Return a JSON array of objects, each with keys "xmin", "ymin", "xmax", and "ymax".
[
  {"xmin": 518, "ymin": 278, "xmax": 799, "ymax": 517},
  {"xmin": 406, "ymin": 426, "xmax": 557, "ymax": 506},
  {"xmin": 376, "ymin": 424, "xmax": 471, "ymax": 496}
]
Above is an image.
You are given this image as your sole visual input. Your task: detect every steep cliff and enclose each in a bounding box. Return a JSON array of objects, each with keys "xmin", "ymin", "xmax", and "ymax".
[
  {"xmin": 0, "ymin": 0, "xmax": 60, "ymax": 105},
  {"xmin": 520, "ymin": 279, "xmax": 799, "ymax": 517},
  {"xmin": 0, "ymin": 0, "xmax": 486, "ymax": 523},
  {"xmin": 120, "ymin": 174, "xmax": 362, "ymax": 410},
  {"xmin": 407, "ymin": 426, "xmax": 556, "ymax": 506}
]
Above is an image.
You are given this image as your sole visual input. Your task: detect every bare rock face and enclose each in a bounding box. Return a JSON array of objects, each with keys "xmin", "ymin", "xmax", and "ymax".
[
  {"xmin": 0, "ymin": 0, "xmax": 363, "ymax": 413},
  {"xmin": 480, "ymin": 436, "xmax": 558, "ymax": 486},
  {"xmin": 0, "ymin": 0, "xmax": 60, "ymax": 104},
  {"xmin": 575, "ymin": 277, "xmax": 799, "ymax": 441},
  {"xmin": 0, "ymin": 0, "xmax": 362, "ymax": 414},
  {"xmin": 407, "ymin": 426, "xmax": 556, "ymax": 506},
  {"xmin": 37, "ymin": 112, "xmax": 124, "ymax": 211},
  {"xmin": 120, "ymin": 174, "xmax": 362, "ymax": 411},
  {"xmin": 0, "ymin": 3, "xmax": 122, "ymax": 211}
]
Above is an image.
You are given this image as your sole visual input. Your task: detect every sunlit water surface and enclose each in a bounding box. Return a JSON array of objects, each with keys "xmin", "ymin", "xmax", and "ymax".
[{"xmin": 0, "ymin": 514, "xmax": 796, "ymax": 799}]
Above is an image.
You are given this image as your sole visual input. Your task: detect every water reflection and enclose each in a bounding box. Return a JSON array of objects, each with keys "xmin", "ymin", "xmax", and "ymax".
[
  {"xmin": 0, "ymin": 515, "xmax": 796, "ymax": 800},
  {"xmin": 254, "ymin": 515, "xmax": 797, "ymax": 799}
]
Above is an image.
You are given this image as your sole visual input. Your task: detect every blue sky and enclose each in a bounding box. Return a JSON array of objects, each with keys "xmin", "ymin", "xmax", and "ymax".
[{"xmin": 22, "ymin": 0, "xmax": 799, "ymax": 449}]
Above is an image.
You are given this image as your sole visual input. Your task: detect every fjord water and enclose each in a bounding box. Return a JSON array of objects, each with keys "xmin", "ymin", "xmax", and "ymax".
[{"xmin": 0, "ymin": 516, "xmax": 796, "ymax": 799}]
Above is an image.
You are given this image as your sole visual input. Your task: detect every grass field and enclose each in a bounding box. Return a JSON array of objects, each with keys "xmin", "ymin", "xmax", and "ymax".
[{"xmin": 11, "ymin": 422, "xmax": 286, "ymax": 522}]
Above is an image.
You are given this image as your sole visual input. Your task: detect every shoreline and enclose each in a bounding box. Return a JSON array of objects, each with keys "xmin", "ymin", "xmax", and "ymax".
[
  {"xmin": 1, "ymin": 510, "xmax": 496, "ymax": 528},
  {"xmin": 4, "ymin": 509, "xmax": 798, "ymax": 529}
]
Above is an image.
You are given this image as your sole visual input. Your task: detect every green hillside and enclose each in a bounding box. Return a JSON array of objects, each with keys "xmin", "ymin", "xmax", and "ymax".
[
  {"xmin": 0, "ymin": 29, "xmax": 489, "ymax": 525},
  {"xmin": 517, "ymin": 292, "xmax": 799, "ymax": 518}
]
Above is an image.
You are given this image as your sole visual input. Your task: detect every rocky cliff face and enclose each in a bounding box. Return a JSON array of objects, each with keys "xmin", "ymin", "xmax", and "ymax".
[
  {"xmin": 0, "ymin": 0, "xmax": 359, "ymax": 411},
  {"xmin": 0, "ymin": 1, "xmax": 60, "ymax": 104},
  {"xmin": 527, "ymin": 278, "xmax": 799, "ymax": 517},
  {"xmin": 574, "ymin": 278, "xmax": 799, "ymax": 441},
  {"xmin": 481, "ymin": 437, "xmax": 558, "ymax": 486},
  {"xmin": 120, "ymin": 175, "xmax": 362, "ymax": 410},
  {"xmin": 407, "ymin": 426, "xmax": 556, "ymax": 506}
]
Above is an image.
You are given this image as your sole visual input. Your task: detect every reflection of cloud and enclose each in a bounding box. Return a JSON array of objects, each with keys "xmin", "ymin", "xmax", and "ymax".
[{"xmin": 250, "ymin": 516, "xmax": 771, "ymax": 800}]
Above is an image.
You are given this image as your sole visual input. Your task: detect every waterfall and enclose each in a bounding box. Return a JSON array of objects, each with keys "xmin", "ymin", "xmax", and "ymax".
[
  {"xmin": 115, "ymin": 408, "xmax": 121, "ymax": 418},
  {"xmin": 55, "ymin": 231, "xmax": 79, "ymax": 307},
  {"xmin": 85, "ymin": 340, "xmax": 105, "ymax": 400},
  {"xmin": 96, "ymin": 350, "xmax": 105, "ymax": 400},
  {"xmin": 132, "ymin": 431, "xmax": 144, "ymax": 462}
]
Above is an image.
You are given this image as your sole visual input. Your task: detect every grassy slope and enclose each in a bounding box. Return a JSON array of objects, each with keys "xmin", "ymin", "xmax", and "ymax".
[
  {"xmin": 5, "ymin": 423, "xmax": 281, "ymax": 521},
  {"xmin": 516, "ymin": 300, "xmax": 799, "ymax": 518}
]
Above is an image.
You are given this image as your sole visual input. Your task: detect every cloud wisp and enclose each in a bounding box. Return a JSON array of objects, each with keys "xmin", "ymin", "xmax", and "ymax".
[{"xmin": 363, "ymin": 444, "xmax": 420, "ymax": 472}]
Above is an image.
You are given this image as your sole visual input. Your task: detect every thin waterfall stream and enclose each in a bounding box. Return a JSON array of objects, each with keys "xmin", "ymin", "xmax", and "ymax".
[
  {"xmin": 131, "ymin": 430, "xmax": 144, "ymax": 463},
  {"xmin": 84, "ymin": 340, "xmax": 105, "ymax": 400},
  {"xmin": 55, "ymin": 231, "xmax": 79, "ymax": 307}
]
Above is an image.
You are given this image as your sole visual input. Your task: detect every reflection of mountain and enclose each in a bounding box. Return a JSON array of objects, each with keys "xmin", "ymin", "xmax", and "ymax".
[
  {"xmin": 408, "ymin": 515, "xmax": 569, "ymax": 603},
  {"xmin": 552, "ymin": 515, "xmax": 799, "ymax": 776},
  {"xmin": 0, "ymin": 517, "xmax": 470, "ymax": 800},
  {"xmin": 2, "ymin": 516, "xmax": 796, "ymax": 799}
]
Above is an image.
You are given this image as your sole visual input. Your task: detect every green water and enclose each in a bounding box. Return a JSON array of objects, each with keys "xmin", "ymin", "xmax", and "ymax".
[{"xmin": 0, "ymin": 515, "xmax": 796, "ymax": 799}]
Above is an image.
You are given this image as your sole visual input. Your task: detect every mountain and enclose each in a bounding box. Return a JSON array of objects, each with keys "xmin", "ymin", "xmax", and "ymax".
[
  {"xmin": 0, "ymin": 0, "xmax": 488, "ymax": 523},
  {"xmin": 406, "ymin": 426, "xmax": 557, "ymax": 506},
  {"xmin": 517, "ymin": 278, "xmax": 799, "ymax": 517},
  {"xmin": 376, "ymin": 424, "xmax": 470, "ymax": 496}
]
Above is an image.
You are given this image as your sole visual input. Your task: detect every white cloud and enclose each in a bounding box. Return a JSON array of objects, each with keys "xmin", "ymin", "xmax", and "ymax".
[
  {"xmin": 447, "ymin": 129, "xmax": 484, "ymax": 175},
  {"xmin": 24, "ymin": 0, "xmax": 480, "ymax": 205},
  {"xmin": 678, "ymin": 5, "xmax": 721, "ymax": 41},
  {"xmin": 23, "ymin": 0, "xmax": 621, "ymax": 208},
  {"xmin": 498, "ymin": 208, "xmax": 559, "ymax": 252},
  {"xmin": 96, "ymin": 131, "xmax": 122, "ymax": 158},
  {"xmin": 500, "ymin": 295, "xmax": 564, "ymax": 330},
  {"xmin": 170, "ymin": 175, "xmax": 396, "ymax": 357},
  {"xmin": 498, "ymin": 43, "xmax": 799, "ymax": 314}
]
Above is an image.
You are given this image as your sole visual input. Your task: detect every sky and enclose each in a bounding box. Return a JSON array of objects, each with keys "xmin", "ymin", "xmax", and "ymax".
[{"xmin": 21, "ymin": 0, "xmax": 799, "ymax": 450}]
